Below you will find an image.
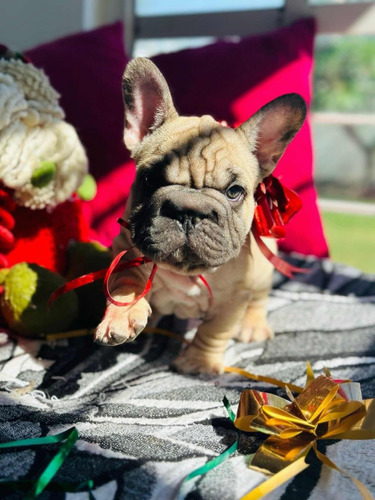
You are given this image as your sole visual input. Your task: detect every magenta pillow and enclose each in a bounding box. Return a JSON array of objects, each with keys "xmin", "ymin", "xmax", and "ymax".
[
  {"xmin": 151, "ymin": 18, "xmax": 328, "ymax": 257},
  {"xmin": 26, "ymin": 20, "xmax": 328, "ymax": 257}
]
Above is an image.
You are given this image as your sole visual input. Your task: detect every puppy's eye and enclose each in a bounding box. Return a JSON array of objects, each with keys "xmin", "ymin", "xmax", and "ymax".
[
  {"xmin": 226, "ymin": 185, "xmax": 245, "ymax": 202},
  {"xmin": 144, "ymin": 174, "xmax": 163, "ymax": 189},
  {"xmin": 143, "ymin": 171, "xmax": 168, "ymax": 191},
  {"xmin": 144, "ymin": 175, "xmax": 154, "ymax": 188}
]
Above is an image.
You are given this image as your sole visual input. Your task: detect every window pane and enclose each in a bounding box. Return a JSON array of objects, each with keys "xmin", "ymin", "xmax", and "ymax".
[
  {"xmin": 134, "ymin": 37, "xmax": 216, "ymax": 57},
  {"xmin": 136, "ymin": 0, "xmax": 284, "ymax": 17},
  {"xmin": 313, "ymin": 34, "xmax": 375, "ymax": 113},
  {"xmin": 313, "ymin": 33, "xmax": 375, "ymax": 199},
  {"xmin": 313, "ymin": 33, "xmax": 375, "ymax": 272}
]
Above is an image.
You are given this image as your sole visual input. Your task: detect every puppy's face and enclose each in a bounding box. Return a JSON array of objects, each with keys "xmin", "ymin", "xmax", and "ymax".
[
  {"xmin": 130, "ymin": 117, "xmax": 258, "ymax": 273},
  {"xmin": 122, "ymin": 58, "xmax": 306, "ymax": 274}
]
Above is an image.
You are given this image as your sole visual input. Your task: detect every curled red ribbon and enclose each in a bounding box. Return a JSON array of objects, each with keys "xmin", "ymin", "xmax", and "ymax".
[
  {"xmin": 48, "ymin": 245, "xmax": 154, "ymax": 308},
  {"xmin": 103, "ymin": 249, "xmax": 158, "ymax": 307},
  {"xmin": 252, "ymin": 229, "xmax": 307, "ymax": 279},
  {"xmin": 49, "ymin": 218, "xmax": 213, "ymax": 309}
]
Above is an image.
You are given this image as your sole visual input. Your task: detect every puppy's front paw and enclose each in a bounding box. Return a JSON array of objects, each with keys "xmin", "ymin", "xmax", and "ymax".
[
  {"xmin": 95, "ymin": 298, "xmax": 151, "ymax": 346},
  {"xmin": 173, "ymin": 345, "xmax": 224, "ymax": 375}
]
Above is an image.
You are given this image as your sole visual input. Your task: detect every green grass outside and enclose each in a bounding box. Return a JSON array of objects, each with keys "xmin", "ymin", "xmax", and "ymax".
[{"xmin": 321, "ymin": 211, "xmax": 375, "ymax": 274}]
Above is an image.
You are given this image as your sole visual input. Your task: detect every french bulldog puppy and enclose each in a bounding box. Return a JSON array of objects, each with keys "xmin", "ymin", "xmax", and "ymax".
[{"xmin": 95, "ymin": 58, "xmax": 306, "ymax": 374}]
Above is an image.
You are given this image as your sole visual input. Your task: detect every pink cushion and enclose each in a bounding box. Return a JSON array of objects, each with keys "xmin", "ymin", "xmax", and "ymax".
[{"xmin": 26, "ymin": 19, "xmax": 328, "ymax": 257}]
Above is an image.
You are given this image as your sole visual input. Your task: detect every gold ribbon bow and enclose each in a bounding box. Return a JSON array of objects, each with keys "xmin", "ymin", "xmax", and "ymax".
[{"xmin": 235, "ymin": 364, "xmax": 375, "ymax": 500}]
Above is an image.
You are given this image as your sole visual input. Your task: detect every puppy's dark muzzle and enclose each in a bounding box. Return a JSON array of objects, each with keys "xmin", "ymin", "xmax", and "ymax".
[
  {"xmin": 160, "ymin": 198, "xmax": 219, "ymax": 233},
  {"xmin": 130, "ymin": 184, "xmax": 243, "ymax": 271}
]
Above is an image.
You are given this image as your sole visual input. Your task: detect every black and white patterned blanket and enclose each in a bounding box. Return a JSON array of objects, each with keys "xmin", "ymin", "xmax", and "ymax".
[{"xmin": 0, "ymin": 255, "xmax": 375, "ymax": 500}]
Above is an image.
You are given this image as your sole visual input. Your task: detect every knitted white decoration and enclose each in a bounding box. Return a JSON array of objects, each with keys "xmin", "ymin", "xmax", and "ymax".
[{"xmin": 0, "ymin": 58, "xmax": 88, "ymax": 209}]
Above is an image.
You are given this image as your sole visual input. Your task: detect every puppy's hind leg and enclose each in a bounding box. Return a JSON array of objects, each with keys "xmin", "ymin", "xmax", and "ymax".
[{"xmin": 173, "ymin": 301, "xmax": 249, "ymax": 375}]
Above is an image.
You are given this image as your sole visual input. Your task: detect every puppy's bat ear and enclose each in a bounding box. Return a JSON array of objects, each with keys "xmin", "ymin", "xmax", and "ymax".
[
  {"xmin": 236, "ymin": 94, "xmax": 306, "ymax": 180},
  {"xmin": 122, "ymin": 58, "xmax": 178, "ymax": 151}
]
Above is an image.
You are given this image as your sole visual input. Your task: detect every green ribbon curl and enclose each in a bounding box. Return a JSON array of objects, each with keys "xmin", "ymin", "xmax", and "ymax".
[
  {"xmin": 0, "ymin": 427, "xmax": 91, "ymax": 499},
  {"xmin": 177, "ymin": 396, "xmax": 238, "ymax": 496}
]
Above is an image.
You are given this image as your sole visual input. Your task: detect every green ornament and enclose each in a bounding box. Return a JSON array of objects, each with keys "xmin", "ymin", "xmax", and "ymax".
[
  {"xmin": 31, "ymin": 161, "xmax": 56, "ymax": 188},
  {"xmin": 0, "ymin": 268, "xmax": 10, "ymax": 285},
  {"xmin": 77, "ymin": 174, "xmax": 97, "ymax": 201},
  {"xmin": 0, "ymin": 263, "xmax": 79, "ymax": 337}
]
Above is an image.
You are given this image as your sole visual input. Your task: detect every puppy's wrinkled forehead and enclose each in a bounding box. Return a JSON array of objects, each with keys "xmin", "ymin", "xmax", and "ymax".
[
  {"xmin": 123, "ymin": 58, "xmax": 307, "ymax": 192},
  {"xmin": 134, "ymin": 115, "xmax": 258, "ymax": 190}
]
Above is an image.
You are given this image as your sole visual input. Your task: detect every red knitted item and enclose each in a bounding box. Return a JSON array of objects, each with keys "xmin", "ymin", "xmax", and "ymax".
[
  {"xmin": 5, "ymin": 198, "xmax": 90, "ymax": 274},
  {"xmin": 0, "ymin": 48, "xmax": 92, "ymax": 275}
]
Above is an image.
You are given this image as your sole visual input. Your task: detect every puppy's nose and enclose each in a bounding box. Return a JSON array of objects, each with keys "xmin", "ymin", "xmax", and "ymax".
[{"xmin": 160, "ymin": 199, "xmax": 218, "ymax": 228}]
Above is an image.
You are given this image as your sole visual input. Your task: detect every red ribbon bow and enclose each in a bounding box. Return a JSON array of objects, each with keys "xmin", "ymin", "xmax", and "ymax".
[
  {"xmin": 253, "ymin": 175, "xmax": 302, "ymax": 239},
  {"xmin": 251, "ymin": 175, "xmax": 308, "ymax": 278}
]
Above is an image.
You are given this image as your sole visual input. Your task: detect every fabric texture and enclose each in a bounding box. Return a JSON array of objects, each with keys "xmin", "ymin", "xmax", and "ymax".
[
  {"xmin": 0, "ymin": 256, "xmax": 374, "ymax": 499},
  {"xmin": 25, "ymin": 20, "xmax": 328, "ymax": 257}
]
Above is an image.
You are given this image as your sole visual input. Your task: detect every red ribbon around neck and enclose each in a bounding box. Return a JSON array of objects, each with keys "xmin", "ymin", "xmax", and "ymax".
[
  {"xmin": 49, "ymin": 175, "xmax": 306, "ymax": 309},
  {"xmin": 49, "ymin": 219, "xmax": 213, "ymax": 309}
]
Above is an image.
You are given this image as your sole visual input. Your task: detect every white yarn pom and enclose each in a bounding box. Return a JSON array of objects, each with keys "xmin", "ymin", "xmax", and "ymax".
[{"xmin": 0, "ymin": 58, "xmax": 88, "ymax": 209}]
